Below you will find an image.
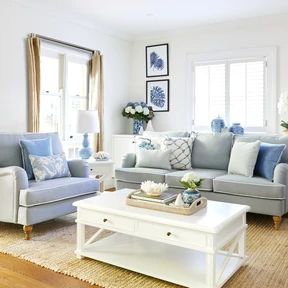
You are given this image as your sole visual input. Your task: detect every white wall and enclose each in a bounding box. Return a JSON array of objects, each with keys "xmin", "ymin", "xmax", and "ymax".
[
  {"xmin": 130, "ymin": 14, "xmax": 288, "ymax": 132},
  {"xmin": 0, "ymin": 0, "xmax": 132, "ymax": 154}
]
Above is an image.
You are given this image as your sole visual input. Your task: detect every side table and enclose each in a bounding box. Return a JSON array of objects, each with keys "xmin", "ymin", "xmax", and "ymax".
[{"xmin": 87, "ymin": 159, "xmax": 115, "ymax": 191}]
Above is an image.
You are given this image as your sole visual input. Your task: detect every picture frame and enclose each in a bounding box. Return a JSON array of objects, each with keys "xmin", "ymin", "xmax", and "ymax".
[
  {"xmin": 146, "ymin": 79, "xmax": 169, "ymax": 112},
  {"xmin": 146, "ymin": 43, "xmax": 169, "ymax": 77}
]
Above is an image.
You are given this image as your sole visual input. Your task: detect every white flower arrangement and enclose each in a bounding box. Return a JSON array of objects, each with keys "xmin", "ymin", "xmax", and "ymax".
[
  {"xmin": 278, "ymin": 91, "xmax": 288, "ymax": 130},
  {"xmin": 135, "ymin": 105, "xmax": 143, "ymax": 113},
  {"xmin": 180, "ymin": 172, "xmax": 202, "ymax": 191},
  {"xmin": 122, "ymin": 102, "xmax": 154, "ymax": 122},
  {"xmin": 143, "ymin": 107, "xmax": 150, "ymax": 115},
  {"xmin": 141, "ymin": 180, "xmax": 168, "ymax": 196}
]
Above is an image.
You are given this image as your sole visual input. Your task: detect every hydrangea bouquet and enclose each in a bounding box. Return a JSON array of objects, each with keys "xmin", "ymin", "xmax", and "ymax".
[
  {"xmin": 180, "ymin": 172, "xmax": 202, "ymax": 191},
  {"xmin": 180, "ymin": 172, "xmax": 203, "ymax": 204},
  {"xmin": 122, "ymin": 102, "xmax": 154, "ymax": 122}
]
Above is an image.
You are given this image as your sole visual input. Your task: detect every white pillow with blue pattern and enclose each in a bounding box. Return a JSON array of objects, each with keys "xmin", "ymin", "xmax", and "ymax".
[{"xmin": 29, "ymin": 153, "xmax": 71, "ymax": 182}]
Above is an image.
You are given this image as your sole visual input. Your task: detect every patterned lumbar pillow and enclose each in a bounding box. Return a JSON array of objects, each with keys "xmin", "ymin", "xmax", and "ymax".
[
  {"xmin": 29, "ymin": 153, "xmax": 71, "ymax": 182},
  {"xmin": 162, "ymin": 137, "xmax": 194, "ymax": 169}
]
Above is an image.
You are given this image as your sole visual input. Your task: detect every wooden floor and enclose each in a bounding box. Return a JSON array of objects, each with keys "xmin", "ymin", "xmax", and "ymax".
[
  {"xmin": 0, "ymin": 252, "xmax": 98, "ymax": 288},
  {"xmin": 0, "ymin": 189, "xmax": 116, "ymax": 287}
]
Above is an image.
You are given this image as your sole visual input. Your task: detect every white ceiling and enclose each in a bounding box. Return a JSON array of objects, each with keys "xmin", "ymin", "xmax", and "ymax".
[{"xmin": 16, "ymin": 0, "xmax": 288, "ymax": 38}]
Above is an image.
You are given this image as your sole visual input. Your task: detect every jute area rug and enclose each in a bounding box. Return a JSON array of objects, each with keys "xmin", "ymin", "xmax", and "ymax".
[{"xmin": 0, "ymin": 213, "xmax": 288, "ymax": 288}]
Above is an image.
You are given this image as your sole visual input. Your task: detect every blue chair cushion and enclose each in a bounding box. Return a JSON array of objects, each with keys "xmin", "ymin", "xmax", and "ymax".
[
  {"xmin": 19, "ymin": 138, "xmax": 53, "ymax": 179},
  {"xmin": 254, "ymin": 143, "xmax": 286, "ymax": 181},
  {"xmin": 20, "ymin": 177, "xmax": 99, "ymax": 207}
]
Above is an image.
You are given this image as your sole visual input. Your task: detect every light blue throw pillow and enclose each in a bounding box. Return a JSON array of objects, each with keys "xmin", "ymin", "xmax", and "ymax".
[
  {"xmin": 254, "ymin": 143, "xmax": 286, "ymax": 181},
  {"xmin": 19, "ymin": 138, "xmax": 53, "ymax": 179},
  {"xmin": 136, "ymin": 149, "xmax": 171, "ymax": 170},
  {"xmin": 29, "ymin": 153, "xmax": 71, "ymax": 182}
]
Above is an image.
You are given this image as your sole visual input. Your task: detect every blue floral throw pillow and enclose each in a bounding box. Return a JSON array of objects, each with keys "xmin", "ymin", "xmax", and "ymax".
[
  {"xmin": 138, "ymin": 138, "xmax": 156, "ymax": 150},
  {"xmin": 29, "ymin": 154, "xmax": 71, "ymax": 182}
]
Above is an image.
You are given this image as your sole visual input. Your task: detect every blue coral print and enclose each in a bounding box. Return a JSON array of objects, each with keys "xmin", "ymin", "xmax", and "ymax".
[
  {"xmin": 150, "ymin": 52, "xmax": 164, "ymax": 71},
  {"xmin": 150, "ymin": 86, "xmax": 166, "ymax": 108}
]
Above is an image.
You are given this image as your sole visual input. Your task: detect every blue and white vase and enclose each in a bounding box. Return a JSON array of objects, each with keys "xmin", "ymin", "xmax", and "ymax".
[
  {"xmin": 182, "ymin": 189, "xmax": 201, "ymax": 205},
  {"xmin": 229, "ymin": 123, "xmax": 244, "ymax": 135},
  {"xmin": 211, "ymin": 116, "xmax": 225, "ymax": 133},
  {"xmin": 133, "ymin": 119, "xmax": 144, "ymax": 135}
]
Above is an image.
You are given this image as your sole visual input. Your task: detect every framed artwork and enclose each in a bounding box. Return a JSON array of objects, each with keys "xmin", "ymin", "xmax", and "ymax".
[
  {"xmin": 146, "ymin": 43, "xmax": 169, "ymax": 77},
  {"xmin": 146, "ymin": 80, "xmax": 169, "ymax": 112}
]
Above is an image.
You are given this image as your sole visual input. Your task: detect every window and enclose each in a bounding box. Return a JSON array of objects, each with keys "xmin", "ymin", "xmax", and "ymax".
[
  {"xmin": 189, "ymin": 48, "xmax": 277, "ymax": 132},
  {"xmin": 40, "ymin": 43, "xmax": 90, "ymax": 143}
]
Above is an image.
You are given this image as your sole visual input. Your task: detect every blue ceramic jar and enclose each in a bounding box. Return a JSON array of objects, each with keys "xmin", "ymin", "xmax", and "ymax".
[
  {"xmin": 182, "ymin": 189, "xmax": 201, "ymax": 205},
  {"xmin": 133, "ymin": 119, "xmax": 144, "ymax": 135},
  {"xmin": 211, "ymin": 116, "xmax": 225, "ymax": 133},
  {"xmin": 229, "ymin": 123, "xmax": 244, "ymax": 135}
]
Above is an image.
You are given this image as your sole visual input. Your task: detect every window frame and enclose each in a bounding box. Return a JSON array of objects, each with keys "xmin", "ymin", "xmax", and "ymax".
[
  {"xmin": 187, "ymin": 47, "xmax": 277, "ymax": 133},
  {"xmin": 40, "ymin": 42, "xmax": 91, "ymax": 143}
]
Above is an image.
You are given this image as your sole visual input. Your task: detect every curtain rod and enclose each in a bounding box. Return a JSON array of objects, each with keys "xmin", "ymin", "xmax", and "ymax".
[{"xmin": 34, "ymin": 34, "xmax": 94, "ymax": 54}]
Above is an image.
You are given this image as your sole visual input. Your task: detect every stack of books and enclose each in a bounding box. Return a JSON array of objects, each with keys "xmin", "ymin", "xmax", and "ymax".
[{"xmin": 130, "ymin": 190, "xmax": 178, "ymax": 204}]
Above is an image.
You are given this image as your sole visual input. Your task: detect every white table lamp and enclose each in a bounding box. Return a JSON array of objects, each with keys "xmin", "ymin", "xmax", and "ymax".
[{"xmin": 76, "ymin": 110, "xmax": 100, "ymax": 159}]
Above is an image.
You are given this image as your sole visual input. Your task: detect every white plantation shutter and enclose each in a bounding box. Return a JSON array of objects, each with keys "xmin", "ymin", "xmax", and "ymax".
[
  {"xmin": 230, "ymin": 61, "xmax": 265, "ymax": 127},
  {"xmin": 193, "ymin": 58, "xmax": 266, "ymax": 130},
  {"xmin": 194, "ymin": 64, "xmax": 225, "ymax": 126}
]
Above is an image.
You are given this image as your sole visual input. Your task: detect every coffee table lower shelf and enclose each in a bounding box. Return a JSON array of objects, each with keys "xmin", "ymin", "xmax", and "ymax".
[{"xmin": 75, "ymin": 232, "xmax": 244, "ymax": 288}]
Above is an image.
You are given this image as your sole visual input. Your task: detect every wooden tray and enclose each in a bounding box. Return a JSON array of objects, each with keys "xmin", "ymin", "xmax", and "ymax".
[{"xmin": 126, "ymin": 191, "xmax": 207, "ymax": 216}]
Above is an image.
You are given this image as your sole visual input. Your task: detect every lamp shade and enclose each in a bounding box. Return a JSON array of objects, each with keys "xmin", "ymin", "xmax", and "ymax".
[{"xmin": 76, "ymin": 110, "xmax": 100, "ymax": 133}]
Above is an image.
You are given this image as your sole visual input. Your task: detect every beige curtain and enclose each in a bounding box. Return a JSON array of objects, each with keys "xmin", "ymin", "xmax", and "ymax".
[
  {"xmin": 89, "ymin": 50, "xmax": 104, "ymax": 152},
  {"xmin": 27, "ymin": 35, "xmax": 41, "ymax": 132}
]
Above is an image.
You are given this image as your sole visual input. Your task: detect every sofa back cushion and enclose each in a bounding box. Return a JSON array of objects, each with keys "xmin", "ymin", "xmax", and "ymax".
[
  {"xmin": 0, "ymin": 133, "xmax": 62, "ymax": 168},
  {"xmin": 235, "ymin": 134, "xmax": 288, "ymax": 163},
  {"xmin": 192, "ymin": 133, "xmax": 233, "ymax": 170}
]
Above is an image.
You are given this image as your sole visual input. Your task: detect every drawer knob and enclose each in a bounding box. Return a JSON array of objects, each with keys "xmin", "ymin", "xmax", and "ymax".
[
  {"xmin": 103, "ymin": 218, "xmax": 108, "ymax": 223},
  {"xmin": 167, "ymin": 232, "xmax": 171, "ymax": 236}
]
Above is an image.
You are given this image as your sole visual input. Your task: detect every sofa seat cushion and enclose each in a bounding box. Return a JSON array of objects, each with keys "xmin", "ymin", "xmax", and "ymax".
[
  {"xmin": 20, "ymin": 177, "xmax": 99, "ymax": 207},
  {"xmin": 115, "ymin": 167, "xmax": 172, "ymax": 184},
  {"xmin": 213, "ymin": 174, "xmax": 286, "ymax": 200},
  {"xmin": 165, "ymin": 169, "xmax": 227, "ymax": 191}
]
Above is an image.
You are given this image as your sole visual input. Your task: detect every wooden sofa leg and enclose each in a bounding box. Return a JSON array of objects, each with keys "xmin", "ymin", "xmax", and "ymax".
[
  {"xmin": 272, "ymin": 216, "xmax": 282, "ymax": 230},
  {"xmin": 23, "ymin": 225, "xmax": 33, "ymax": 240}
]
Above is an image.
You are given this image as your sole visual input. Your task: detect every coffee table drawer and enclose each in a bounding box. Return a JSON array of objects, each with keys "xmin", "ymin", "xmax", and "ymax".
[
  {"xmin": 137, "ymin": 221, "xmax": 206, "ymax": 247},
  {"xmin": 78, "ymin": 209, "xmax": 135, "ymax": 232}
]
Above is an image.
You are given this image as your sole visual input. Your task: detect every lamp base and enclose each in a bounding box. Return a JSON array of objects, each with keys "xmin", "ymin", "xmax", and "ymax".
[
  {"xmin": 79, "ymin": 147, "xmax": 92, "ymax": 159},
  {"xmin": 79, "ymin": 133, "xmax": 92, "ymax": 159}
]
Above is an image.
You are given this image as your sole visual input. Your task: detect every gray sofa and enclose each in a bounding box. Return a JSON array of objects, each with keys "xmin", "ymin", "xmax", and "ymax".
[
  {"xmin": 115, "ymin": 132, "xmax": 288, "ymax": 229},
  {"xmin": 0, "ymin": 132, "xmax": 99, "ymax": 239}
]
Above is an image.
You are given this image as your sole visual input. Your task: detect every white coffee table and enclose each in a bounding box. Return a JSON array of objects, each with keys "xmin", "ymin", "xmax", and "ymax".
[{"xmin": 73, "ymin": 189, "xmax": 250, "ymax": 288}]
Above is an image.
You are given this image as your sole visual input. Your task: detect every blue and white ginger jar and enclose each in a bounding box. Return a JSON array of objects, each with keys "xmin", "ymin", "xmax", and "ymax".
[
  {"xmin": 133, "ymin": 119, "xmax": 144, "ymax": 135},
  {"xmin": 211, "ymin": 116, "xmax": 225, "ymax": 133},
  {"xmin": 229, "ymin": 123, "xmax": 244, "ymax": 135},
  {"xmin": 182, "ymin": 189, "xmax": 201, "ymax": 205}
]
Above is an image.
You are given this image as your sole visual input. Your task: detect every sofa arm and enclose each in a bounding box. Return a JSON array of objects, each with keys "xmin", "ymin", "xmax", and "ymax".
[
  {"xmin": 68, "ymin": 160, "xmax": 89, "ymax": 178},
  {"xmin": 274, "ymin": 163, "xmax": 288, "ymax": 188},
  {"xmin": 0, "ymin": 166, "xmax": 28, "ymax": 223},
  {"xmin": 122, "ymin": 153, "xmax": 136, "ymax": 168}
]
